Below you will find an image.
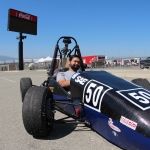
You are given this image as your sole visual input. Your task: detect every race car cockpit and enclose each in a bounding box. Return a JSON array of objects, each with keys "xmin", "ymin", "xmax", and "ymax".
[{"xmin": 46, "ymin": 36, "xmax": 86, "ymax": 97}]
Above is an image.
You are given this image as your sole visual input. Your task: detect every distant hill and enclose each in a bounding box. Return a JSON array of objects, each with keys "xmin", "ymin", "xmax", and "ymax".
[{"xmin": 0, "ymin": 55, "xmax": 16, "ymax": 61}]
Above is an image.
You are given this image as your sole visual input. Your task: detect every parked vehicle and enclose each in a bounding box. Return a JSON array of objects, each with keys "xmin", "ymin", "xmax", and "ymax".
[{"xmin": 140, "ymin": 57, "xmax": 150, "ymax": 69}]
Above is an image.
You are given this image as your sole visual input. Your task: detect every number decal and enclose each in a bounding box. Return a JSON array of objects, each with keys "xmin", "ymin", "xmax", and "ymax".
[
  {"xmin": 139, "ymin": 91, "xmax": 150, "ymax": 100},
  {"xmin": 85, "ymin": 83, "xmax": 96, "ymax": 103},
  {"xmin": 128, "ymin": 91, "xmax": 150, "ymax": 104},
  {"xmin": 117, "ymin": 88, "xmax": 150, "ymax": 110},
  {"xmin": 93, "ymin": 86, "xmax": 103, "ymax": 107},
  {"xmin": 83, "ymin": 80, "xmax": 112, "ymax": 112}
]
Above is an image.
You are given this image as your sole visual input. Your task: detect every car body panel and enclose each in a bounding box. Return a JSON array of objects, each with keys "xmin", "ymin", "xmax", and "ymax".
[
  {"xmin": 50, "ymin": 70, "xmax": 150, "ymax": 150},
  {"xmin": 84, "ymin": 106, "xmax": 150, "ymax": 150},
  {"xmin": 45, "ymin": 37, "xmax": 150, "ymax": 149}
]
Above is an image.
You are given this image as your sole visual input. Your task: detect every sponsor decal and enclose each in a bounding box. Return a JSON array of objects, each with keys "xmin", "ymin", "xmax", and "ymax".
[
  {"xmin": 120, "ymin": 116, "xmax": 137, "ymax": 130},
  {"xmin": 75, "ymin": 76, "xmax": 88, "ymax": 85},
  {"xmin": 9, "ymin": 9, "xmax": 37, "ymax": 22},
  {"xmin": 49, "ymin": 87, "xmax": 54, "ymax": 92},
  {"xmin": 19, "ymin": 13, "xmax": 30, "ymax": 20},
  {"xmin": 83, "ymin": 80, "xmax": 112, "ymax": 112},
  {"xmin": 117, "ymin": 88, "xmax": 150, "ymax": 110},
  {"xmin": 108, "ymin": 118, "xmax": 121, "ymax": 132}
]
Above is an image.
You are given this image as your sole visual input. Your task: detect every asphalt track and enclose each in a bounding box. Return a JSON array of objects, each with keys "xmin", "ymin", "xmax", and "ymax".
[{"xmin": 0, "ymin": 68, "xmax": 150, "ymax": 150}]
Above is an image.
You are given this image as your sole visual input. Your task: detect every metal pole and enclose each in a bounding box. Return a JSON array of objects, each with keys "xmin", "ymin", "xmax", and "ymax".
[{"xmin": 18, "ymin": 32, "xmax": 24, "ymax": 70}]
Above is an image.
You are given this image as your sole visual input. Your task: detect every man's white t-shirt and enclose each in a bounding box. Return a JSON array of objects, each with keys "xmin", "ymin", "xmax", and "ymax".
[
  {"xmin": 56, "ymin": 71, "xmax": 75, "ymax": 92},
  {"xmin": 56, "ymin": 71, "xmax": 75, "ymax": 82}
]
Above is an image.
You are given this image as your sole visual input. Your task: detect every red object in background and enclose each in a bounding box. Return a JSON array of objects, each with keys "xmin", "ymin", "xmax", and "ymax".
[
  {"xmin": 82, "ymin": 55, "xmax": 97, "ymax": 65},
  {"xmin": 82, "ymin": 55, "xmax": 105, "ymax": 67},
  {"xmin": 9, "ymin": 9, "xmax": 37, "ymax": 22}
]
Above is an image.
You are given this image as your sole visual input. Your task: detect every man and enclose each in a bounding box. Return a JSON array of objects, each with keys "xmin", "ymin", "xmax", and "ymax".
[{"xmin": 56, "ymin": 55, "xmax": 80, "ymax": 89}]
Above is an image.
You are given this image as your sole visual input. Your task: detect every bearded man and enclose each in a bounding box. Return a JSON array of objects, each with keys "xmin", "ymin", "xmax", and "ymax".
[{"xmin": 56, "ymin": 55, "xmax": 80, "ymax": 90}]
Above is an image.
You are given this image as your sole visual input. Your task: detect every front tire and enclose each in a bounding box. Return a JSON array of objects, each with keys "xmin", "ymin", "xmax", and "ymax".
[
  {"xmin": 22, "ymin": 86, "xmax": 54, "ymax": 138},
  {"xmin": 131, "ymin": 78, "xmax": 150, "ymax": 91}
]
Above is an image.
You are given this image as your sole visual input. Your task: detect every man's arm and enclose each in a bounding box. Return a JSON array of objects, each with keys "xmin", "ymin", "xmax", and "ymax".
[
  {"xmin": 56, "ymin": 72, "xmax": 70, "ymax": 87},
  {"xmin": 58, "ymin": 79, "xmax": 70, "ymax": 87}
]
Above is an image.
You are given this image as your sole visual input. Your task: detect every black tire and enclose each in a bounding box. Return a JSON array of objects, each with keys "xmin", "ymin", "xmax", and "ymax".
[
  {"xmin": 131, "ymin": 78, "xmax": 150, "ymax": 91},
  {"xmin": 20, "ymin": 78, "xmax": 32, "ymax": 102},
  {"xmin": 22, "ymin": 86, "xmax": 54, "ymax": 138}
]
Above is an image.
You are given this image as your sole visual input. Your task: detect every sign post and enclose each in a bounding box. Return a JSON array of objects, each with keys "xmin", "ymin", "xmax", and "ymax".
[{"xmin": 18, "ymin": 33, "xmax": 24, "ymax": 70}]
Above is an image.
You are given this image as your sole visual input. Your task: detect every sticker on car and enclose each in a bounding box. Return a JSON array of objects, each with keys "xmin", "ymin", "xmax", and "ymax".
[
  {"xmin": 82, "ymin": 79, "xmax": 113, "ymax": 112},
  {"xmin": 120, "ymin": 116, "xmax": 137, "ymax": 130},
  {"xmin": 108, "ymin": 118, "xmax": 121, "ymax": 132},
  {"xmin": 117, "ymin": 88, "xmax": 150, "ymax": 110},
  {"xmin": 74, "ymin": 75, "xmax": 88, "ymax": 85}
]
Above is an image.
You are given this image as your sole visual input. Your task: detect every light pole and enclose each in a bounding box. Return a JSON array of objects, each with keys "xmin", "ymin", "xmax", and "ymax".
[
  {"xmin": 16, "ymin": 32, "xmax": 27, "ymax": 70},
  {"xmin": 13, "ymin": 53, "xmax": 15, "ymax": 63}
]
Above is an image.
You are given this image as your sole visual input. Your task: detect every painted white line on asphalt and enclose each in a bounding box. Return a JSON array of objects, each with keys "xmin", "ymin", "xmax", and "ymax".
[
  {"xmin": 30, "ymin": 76, "xmax": 47, "ymax": 77},
  {"xmin": 0, "ymin": 77, "xmax": 16, "ymax": 82}
]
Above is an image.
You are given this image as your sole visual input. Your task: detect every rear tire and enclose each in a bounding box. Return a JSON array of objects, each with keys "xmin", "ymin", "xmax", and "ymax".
[
  {"xmin": 22, "ymin": 86, "xmax": 54, "ymax": 138},
  {"xmin": 20, "ymin": 78, "xmax": 32, "ymax": 102},
  {"xmin": 131, "ymin": 78, "xmax": 150, "ymax": 91}
]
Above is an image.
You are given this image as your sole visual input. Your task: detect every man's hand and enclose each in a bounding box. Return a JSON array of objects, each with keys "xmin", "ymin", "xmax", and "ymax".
[{"xmin": 58, "ymin": 79, "xmax": 70, "ymax": 87}]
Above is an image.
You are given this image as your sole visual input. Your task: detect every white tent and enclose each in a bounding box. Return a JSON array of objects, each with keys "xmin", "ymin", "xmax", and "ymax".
[
  {"xmin": 44, "ymin": 56, "xmax": 52, "ymax": 62},
  {"xmin": 35, "ymin": 58, "xmax": 45, "ymax": 63}
]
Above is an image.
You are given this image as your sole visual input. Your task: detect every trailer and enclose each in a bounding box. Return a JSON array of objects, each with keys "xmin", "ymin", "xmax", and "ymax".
[{"xmin": 82, "ymin": 55, "xmax": 105, "ymax": 68}]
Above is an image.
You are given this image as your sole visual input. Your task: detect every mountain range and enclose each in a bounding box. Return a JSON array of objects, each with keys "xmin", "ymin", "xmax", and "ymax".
[{"xmin": 0, "ymin": 55, "xmax": 16, "ymax": 61}]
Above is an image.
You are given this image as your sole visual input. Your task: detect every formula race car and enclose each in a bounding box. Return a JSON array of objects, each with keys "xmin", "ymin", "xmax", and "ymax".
[{"xmin": 20, "ymin": 36, "xmax": 150, "ymax": 150}]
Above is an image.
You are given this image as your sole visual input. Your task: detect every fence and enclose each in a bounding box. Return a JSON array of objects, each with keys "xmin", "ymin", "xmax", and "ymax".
[
  {"xmin": 90, "ymin": 59, "xmax": 139, "ymax": 69},
  {"xmin": 0, "ymin": 62, "xmax": 51, "ymax": 71},
  {"xmin": 0, "ymin": 57, "xmax": 146, "ymax": 71}
]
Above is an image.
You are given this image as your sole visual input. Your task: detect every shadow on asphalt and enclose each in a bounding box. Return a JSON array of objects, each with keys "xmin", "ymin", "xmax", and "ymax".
[
  {"xmin": 46, "ymin": 122, "xmax": 77, "ymax": 140},
  {"xmin": 33, "ymin": 121, "xmax": 91, "ymax": 140}
]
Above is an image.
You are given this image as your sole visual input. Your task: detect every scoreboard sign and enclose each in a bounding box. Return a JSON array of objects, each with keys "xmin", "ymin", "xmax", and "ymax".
[{"xmin": 7, "ymin": 9, "xmax": 37, "ymax": 35}]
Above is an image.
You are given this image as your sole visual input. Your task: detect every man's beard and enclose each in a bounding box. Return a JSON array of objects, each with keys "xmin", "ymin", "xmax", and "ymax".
[{"xmin": 70, "ymin": 64, "xmax": 80, "ymax": 72}]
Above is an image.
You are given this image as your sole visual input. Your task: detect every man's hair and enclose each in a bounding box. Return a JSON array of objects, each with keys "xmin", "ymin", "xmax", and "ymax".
[{"xmin": 69, "ymin": 55, "xmax": 80, "ymax": 61}]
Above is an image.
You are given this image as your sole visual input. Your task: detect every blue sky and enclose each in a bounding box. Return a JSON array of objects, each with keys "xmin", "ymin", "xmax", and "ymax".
[{"xmin": 0, "ymin": 0, "xmax": 150, "ymax": 59}]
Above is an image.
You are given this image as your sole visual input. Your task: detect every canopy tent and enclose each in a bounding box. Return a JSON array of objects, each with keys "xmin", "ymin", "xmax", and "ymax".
[
  {"xmin": 44, "ymin": 56, "xmax": 52, "ymax": 62},
  {"xmin": 35, "ymin": 58, "xmax": 45, "ymax": 63},
  {"xmin": 35, "ymin": 57, "xmax": 53, "ymax": 63}
]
